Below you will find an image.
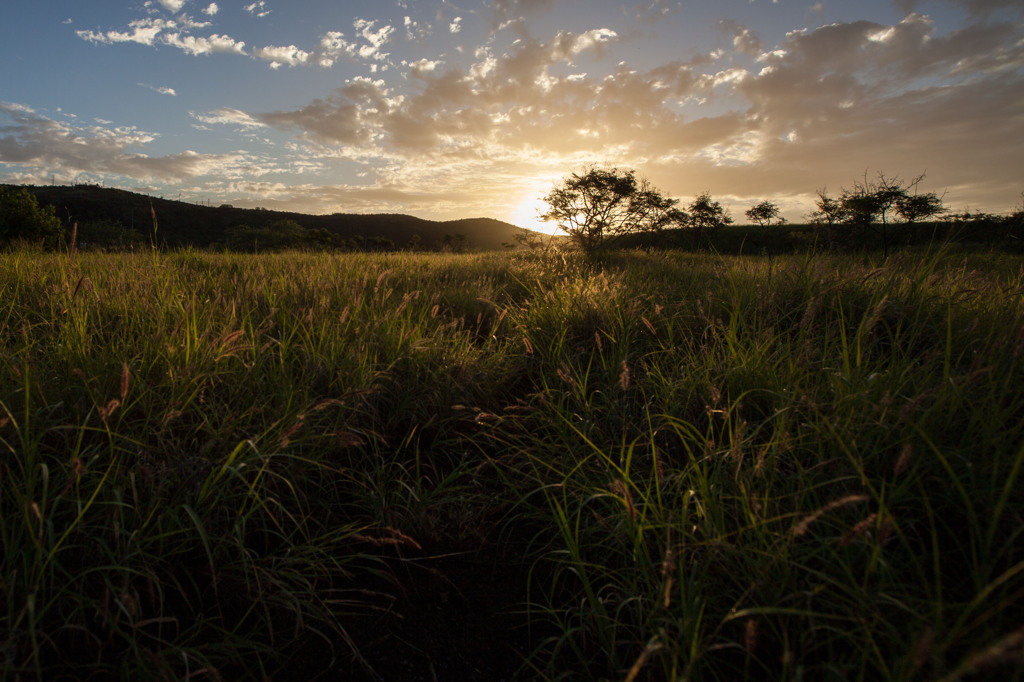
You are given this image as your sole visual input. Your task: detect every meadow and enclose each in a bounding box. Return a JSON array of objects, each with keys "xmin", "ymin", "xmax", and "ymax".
[{"xmin": 1, "ymin": 246, "xmax": 1022, "ymax": 681}]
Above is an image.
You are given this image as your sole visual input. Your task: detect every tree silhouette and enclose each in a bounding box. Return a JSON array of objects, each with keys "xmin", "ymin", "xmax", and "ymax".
[
  {"xmin": 808, "ymin": 188, "xmax": 847, "ymax": 225},
  {"xmin": 839, "ymin": 172, "xmax": 945, "ymax": 256},
  {"xmin": 541, "ymin": 167, "xmax": 685, "ymax": 252},
  {"xmin": 745, "ymin": 200, "xmax": 780, "ymax": 227},
  {"xmin": 686, "ymin": 191, "xmax": 732, "ymax": 241}
]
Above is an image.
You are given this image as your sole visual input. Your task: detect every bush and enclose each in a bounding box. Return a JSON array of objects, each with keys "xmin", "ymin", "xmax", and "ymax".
[{"xmin": 0, "ymin": 185, "xmax": 63, "ymax": 248}]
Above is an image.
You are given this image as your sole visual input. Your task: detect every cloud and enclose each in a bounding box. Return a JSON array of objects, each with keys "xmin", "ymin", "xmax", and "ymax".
[
  {"xmin": 354, "ymin": 19, "xmax": 395, "ymax": 60},
  {"xmin": 191, "ymin": 108, "xmax": 267, "ymax": 128},
  {"xmin": 77, "ymin": 17, "xmax": 246, "ymax": 57},
  {"xmin": 489, "ymin": 0, "xmax": 557, "ymax": 31},
  {"xmin": 254, "ymin": 44, "xmax": 311, "ymax": 68},
  {"xmin": 634, "ymin": 0, "xmax": 681, "ymax": 26},
  {"xmin": 719, "ymin": 20, "xmax": 762, "ymax": 56},
  {"xmin": 403, "ymin": 15, "xmax": 432, "ymax": 41},
  {"xmin": 163, "ymin": 32, "xmax": 246, "ymax": 56},
  {"xmin": 156, "ymin": 0, "xmax": 187, "ymax": 12},
  {"xmin": 234, "ymin": 10, "xmax": 1024, "ymax": 220},
  {"xmin": 244, "ymin": 1, "xmax": 271, "ymax": 18},
  {"xmin": 51, "ymin": 2, "xmax": 1024, "ymax": 220},
  {"xmin": 139, "ymin": 83, "xmax": 177, "ymax": 96},
  {"xmin": 203, "ymin": 3, "xmax": 219, "ymax": 16},
  {"xmin": 0, "ymin": 103, "xmax": 267, "ymax": 183},
  {"xmin": 77, "ymin": 18, "xmax": 175, "ymax": 47}
]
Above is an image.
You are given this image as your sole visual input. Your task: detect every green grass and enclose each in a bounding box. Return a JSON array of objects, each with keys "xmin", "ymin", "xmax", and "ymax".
[{"xmin": 1, "ymin": 246, "xmax": 1022, "ymax": 680}]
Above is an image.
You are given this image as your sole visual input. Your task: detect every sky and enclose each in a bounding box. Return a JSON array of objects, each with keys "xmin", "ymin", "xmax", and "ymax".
[{"xmin": 1, "ymin": 0, "xmax": 1022, "ymax": 229}]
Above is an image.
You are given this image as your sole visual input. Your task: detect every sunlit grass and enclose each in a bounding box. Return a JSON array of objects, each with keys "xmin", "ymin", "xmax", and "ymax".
[{"xmin": 1, "ymin": 247, "xmax": 1022, "ymax": 680}]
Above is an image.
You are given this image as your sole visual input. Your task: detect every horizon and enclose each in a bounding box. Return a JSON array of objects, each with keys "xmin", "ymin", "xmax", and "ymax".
[{"xmin": 2, "ymin": 0, "xmax": 1022, "ymax": 230}]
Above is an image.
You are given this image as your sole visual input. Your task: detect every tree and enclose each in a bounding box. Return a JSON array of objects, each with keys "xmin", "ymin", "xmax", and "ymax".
[
  {"xmin": 808, "ymin": 188, "xmax": 847, "ymax": 225},
  {"xmin": 895, "ymin": 179, "xmax": 946, "ymax": 223},
  {"xmin": 0, "ymin": 185, "xmax": 63, "ymax": 248},
  {"xmin": 839, "ymin": 171, "xmax": 945, "ymax": 256},
  {"xmin": 745, "ymin": 199, "xmax": 780, "ymax": 227},
  {"xmin": 686, "ymin": 191, "xmax": 732, "ymax": 239},
  {"xmin": 541, "ymin": 167, "xmax": 685, "ymax": 252}
]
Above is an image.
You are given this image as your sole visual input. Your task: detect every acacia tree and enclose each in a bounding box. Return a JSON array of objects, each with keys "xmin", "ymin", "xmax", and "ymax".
[
  {"xmin": 541, "ymin": 167, "xmax": 685, "ymax": 252},
  {"xmin": 687, "ymin": 191, "xmax": 732, "ymax": 241},
  {"xmin": 745, "ymin": 200, "xmax": 780, "ymax": 227},
  {"xmin": 808, "ymin": 188, "xmax": 848, "ymax": 225},
  {"xmin": 839, "ymin": 172, "xmax": 945, "ymax": 256}
]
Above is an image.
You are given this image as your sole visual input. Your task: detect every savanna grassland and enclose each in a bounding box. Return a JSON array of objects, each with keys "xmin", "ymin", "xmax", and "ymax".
[{"xmin": 2, "ymin": 247, "xmax": 1023, "ymax": 681}]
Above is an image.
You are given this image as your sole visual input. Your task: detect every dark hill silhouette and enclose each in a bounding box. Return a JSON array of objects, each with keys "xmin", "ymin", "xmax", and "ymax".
[{"xmin": 18, "ymin": 184, "xmax": 530, "ymax": 251}]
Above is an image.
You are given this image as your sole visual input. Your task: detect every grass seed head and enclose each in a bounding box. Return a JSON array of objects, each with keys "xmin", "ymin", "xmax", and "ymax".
[
  {"xmin": 792, "ymin": 494, "xmax": 868, "ymax": 537},
  {"xmin": 120, "ymin": 363, "xmax": 130, "ymax": 401}
]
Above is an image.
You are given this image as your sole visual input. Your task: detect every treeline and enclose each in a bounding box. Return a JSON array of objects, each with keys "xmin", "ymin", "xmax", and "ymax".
[{"xmin": 540, "ymin": 167, "xmax": 1024, "ymax": 255}]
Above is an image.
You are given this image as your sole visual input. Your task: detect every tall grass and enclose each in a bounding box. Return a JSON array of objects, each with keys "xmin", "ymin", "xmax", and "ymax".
[{"xmin": 1, "ymin": 247, "xmax": 1022, "ymax": 680}]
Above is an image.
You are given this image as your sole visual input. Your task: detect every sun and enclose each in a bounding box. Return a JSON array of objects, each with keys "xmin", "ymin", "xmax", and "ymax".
[{"xmin": 511, "ymin": 196, "xmax": 559, "ymax": 234}]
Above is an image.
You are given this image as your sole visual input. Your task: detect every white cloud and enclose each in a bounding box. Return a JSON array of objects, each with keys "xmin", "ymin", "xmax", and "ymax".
[
  {"xmin": 254, "ymin": 45, "xmax": 311, "ymax": 68},
  {"xmin": 139, "ymin": 83, "xmax": 177, "ymax": 96},
  {"xmin": 163, "ymin": 32, "xmax": 246, "ymax": 56},
  {"xmin": 408, "ymin": 58, "xmax": 442, "ymax": 74},
  {"xmin": 192, "ymin": 108, "xmax": 266, "ymax": 128},
  {"xmin": 0, "ymin": 102, "xmax": 255, "ymax": 181},
  {"xmin": 314, "ymin": 31, "xmax": 356, "ymax": 67},
  {"xmin": 244, "ymin": 1, "xmax": 270, "ymax": 18},
  {"xmin": 157, "ymin": 0, "xmax": 188, "ymax": 12},
  {"xmin": 203, "ymin": 3, "xmax": 218, "ymax": 16},
  {"xmin": 403, "ymin": 15, "xmax": 432, "ymax": 41},
  {"xmin": 354, "ymin": 18, "xmax": 395, "ymax": 60},
  {"xmin": 450, "ymin": 17, "xmax": 463, "ymax": 34},
  {"xmin": 77, "ymin": 18, "xmax": 175, "ymax": 47}
]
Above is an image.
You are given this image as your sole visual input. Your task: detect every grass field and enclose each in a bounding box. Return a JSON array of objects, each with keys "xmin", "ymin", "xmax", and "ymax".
[{"xmin": 2, "ymin": 246, "xmax": 1022, "ymax": 680}]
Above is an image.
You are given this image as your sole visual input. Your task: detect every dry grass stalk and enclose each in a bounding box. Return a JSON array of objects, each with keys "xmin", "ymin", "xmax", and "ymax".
[
  {"xmin": 619, "ymin": 360, "xmax": 631, "ymax": 390},
  {"xmin": 623, "ymin": 639, "xmax": 661, "ymax": 682},
  {"xmin": 279, "ymin": 419, "xmax": 304, "ymax": 447},
  {"xmin": 312, "ymin": 398, "xmax": 346, "ymax": 411},
  {"xmin": 961, "ymin": 625, "xmax": 1024, "ymax": 674},
  {"xmin": 97, "ymin": 399, "xmax": 121, "ymax": 423},
  {"xmin": 894, "ymin": 442, "xmax": 913, "ymax": 477},
  {"xmin": 120, "ymin": 363, "xmax": 130, "ymax": 402},
  {"xmin": 611, "ymin": 479, "xmax": 637, "ymax": 522},
  {"xmin": 661, "ymin": 535, "xmax": 675, "ymax": 609},
  {"xmin": 913, "ymin": 626, "xmax": 934, "ymax": 669},
  {"xmin": 354, "ymin": 527, "xmax": 422, "ymax": 550},
  {"xmin": 840, "ymin": 513, "xmax": 878, "ymax": 546},
  {"xmin": 799, "ymin": 294, "xmax": 823, "ymax": 331},
  {"xmin": 754, "ymin": 443, "xmax": 769, "ymax": 476},
  {"xmin": 333, "ymin": 431, "xmax": 365, "ymax": 447},
  {"xmin": 745, "ymin": 618, "xmax": 759, "ymax": 655},
  {"xmin": 862, "ymin": 294, "xmax": 889, "ymax": 335},
  {"xmin": 791, "ymin": 494, "xmax": 868, "ymax": 537}
]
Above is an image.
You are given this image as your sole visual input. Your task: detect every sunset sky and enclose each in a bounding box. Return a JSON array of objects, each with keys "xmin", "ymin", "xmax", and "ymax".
[{"xmin": 2, "ymin": 0, "xmax": 1022, "ymax": 229}]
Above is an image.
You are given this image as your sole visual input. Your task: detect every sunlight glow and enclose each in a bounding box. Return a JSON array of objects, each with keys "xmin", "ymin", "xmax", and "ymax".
[{"xmin": 511, "ymin": 195, "xmax": 560, "ymax": 234}]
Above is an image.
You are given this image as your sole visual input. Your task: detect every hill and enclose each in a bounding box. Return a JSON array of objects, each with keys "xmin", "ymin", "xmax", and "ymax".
[{"xmin": 17, "ymin": 184, "xmax": 530, "ymax": 251}]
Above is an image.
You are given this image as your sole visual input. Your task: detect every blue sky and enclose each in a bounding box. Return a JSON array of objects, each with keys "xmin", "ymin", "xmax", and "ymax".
[{"xmin": 1, "ymin": 0, "xmax": 1021, "ymax": 228}]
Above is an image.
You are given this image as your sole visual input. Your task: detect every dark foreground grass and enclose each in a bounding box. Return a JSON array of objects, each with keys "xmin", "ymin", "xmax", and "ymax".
[{"xmin": 1, "ymin": 247, "xmax": 1022, "ymax": 680}]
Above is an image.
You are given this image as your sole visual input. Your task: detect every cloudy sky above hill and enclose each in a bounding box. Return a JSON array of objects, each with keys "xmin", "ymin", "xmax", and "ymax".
[{"xmin": 1, "ymin": 0, "xmax": 1022, "ymax": 228}]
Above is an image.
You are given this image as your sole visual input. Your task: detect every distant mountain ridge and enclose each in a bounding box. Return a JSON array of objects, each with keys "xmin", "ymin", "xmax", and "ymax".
[{"xmin": 16, "ymin": 184, "xmax": 530, "ymax": 250}]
